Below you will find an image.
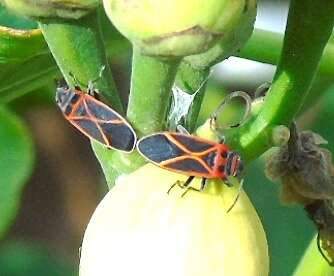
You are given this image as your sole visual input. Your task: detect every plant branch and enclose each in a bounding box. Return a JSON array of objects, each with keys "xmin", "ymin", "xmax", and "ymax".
[
  {"xmin": 225, "ymin": 0, "xmax": 334, "ymax": 163},
  {"xmin": 239, "ymin": 29, "xmax": 334, "ymax": 77},
  {"xmin": 39, "ymin": 11, "xmax": 123, "ymax": 113},
  {"xmin": 95, "ymin": 48, "xmax": 181, "ymax": 187},
  {"xmin": 127, "ymin": 48, "xmax": 181, "ymax": 135}
]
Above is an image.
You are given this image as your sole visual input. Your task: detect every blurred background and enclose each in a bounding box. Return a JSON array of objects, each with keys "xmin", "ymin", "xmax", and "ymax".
[{"xmin": 1, "ymin": 0, "xmax": 333, "ymax": 275}]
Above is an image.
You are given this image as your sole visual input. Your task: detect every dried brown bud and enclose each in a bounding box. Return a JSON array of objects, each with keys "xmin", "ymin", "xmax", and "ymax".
[{"xmin": 265, "ymin": 124, "xmax": 334, "ymax": 205}]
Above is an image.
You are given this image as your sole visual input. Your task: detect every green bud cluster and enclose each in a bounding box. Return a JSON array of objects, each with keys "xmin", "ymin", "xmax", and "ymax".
[{"xmin": 103, "ymin": 0, "xmax": 257, "ymax": 58}]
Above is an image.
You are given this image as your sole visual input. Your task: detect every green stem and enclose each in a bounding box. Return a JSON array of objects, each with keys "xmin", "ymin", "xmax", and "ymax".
[
  {"xmin": 127, "ymin": 48, "xmax": 181, "ymax": 135},
  {"xmin": 238, "ymin": 29, "xmax": 282, "ymax": 67},
  {"xmin": 293, "ymin": 234, "xmax": 334, "ymax": 276},
  {"xmin": 38, "ymin": 10, "xmax": 126, "ymax": 188},
  {"xmin": 226, "ymin": 0, "xmax": 334, "ymax": 163},
  {"xmin": 239, "ymin": 29, "xmax": 334, "ymax": 77},
  {"xmin": 95, "ymin": 48, "xmax": 181, "ymax": 188},
  {"xmin": 174, "ymin": 62, "xmax": 210, "ymax": 133},
  {"xmin": 91, "ymin": 141, "xmax": 145, "ymax": 189},
  {"xmin": 39, "ymin": 11, "xmax": 123, "ymax": 113}
]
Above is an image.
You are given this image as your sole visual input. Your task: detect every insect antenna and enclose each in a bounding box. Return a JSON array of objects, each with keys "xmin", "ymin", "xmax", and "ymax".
[
  {"xmin": 87, "ymin": 65, "xmax": 106, "ymax": 94},
  {"xmin": 176, "ymin": 125, "xmax": 190, "ymax": 135},
  {"xmin": 226, "ymin": 178, "xmax": 244, "ymax": 213}
]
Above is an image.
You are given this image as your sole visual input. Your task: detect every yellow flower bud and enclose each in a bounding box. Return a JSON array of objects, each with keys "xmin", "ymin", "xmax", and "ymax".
[
  {"xmin": 103, "ymin": 0, "xmax": 252, "ymax": 57},
  {"xmin": 79, "ymin": 164, "xmax": 269, "ymax": 276}
]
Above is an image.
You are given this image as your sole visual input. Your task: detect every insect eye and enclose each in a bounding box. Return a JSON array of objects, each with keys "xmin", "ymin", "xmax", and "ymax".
[
  {"xmin": 56, "ymin": 89, "xmax": 66, "ymax": 104},
  {"xmin": 218, "ymin": 165, "xmax": 225, "ymax": 172},
  {"xmin": 225, "ymin": 152, "xmax": 242, "ymax": 177}
]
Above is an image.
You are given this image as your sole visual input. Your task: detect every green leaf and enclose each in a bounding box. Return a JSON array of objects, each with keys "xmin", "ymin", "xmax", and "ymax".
[
  {"xmin": 0, "ymin": 106, "xmax": 35, "ymax": 238},
  {"xmin": 0, "ymin": 241, "xmax": 76, "ymax": 276},
  {"xmin": 0, "ymin": 54, "xmax": 59, "ymax": 103}
]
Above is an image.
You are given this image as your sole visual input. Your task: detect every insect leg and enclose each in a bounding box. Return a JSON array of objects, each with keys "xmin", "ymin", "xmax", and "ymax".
[
  {"xmin": 226, "ymin": 179, "xmax": 244, "ymax": 213},
  {"xmin": 218, "ymin": 137, "xmax": 225, "ymax": 144},
  {"xmin": 200, "ymin": 178, "xmax": 207, "ymax": 191},
  {"xmin": 68, "ymin": 72, "xmax": 86, "ymax": 88},
  {"xmin": 181, "ymin": 176, "xmax": 195, "ymax": 188},
  {"xmin": 167, "ymin": 176, "xmax": 195, "ymax": 195},
  {"xmin": 167, "ymin": 182, "xmax": 178, "ymax": 194},
  {"xmin": 225, "ymin": 177, "xmax": 233, "ymax": 187},
  {"xmin": 87, "ymin": 66, "xmax": 106, "ymax": 95},
  {"xmin": 176, "ymin": 125, "xmax": 190, "ymax": 135},
  {"xmin": 180, "ymin": 176, "xmax": 202, "ymax": 197}
]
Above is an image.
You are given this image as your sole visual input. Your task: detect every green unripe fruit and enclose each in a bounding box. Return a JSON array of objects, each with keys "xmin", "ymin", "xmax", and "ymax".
[
  {"xmin": 103, "ymin": 0, "xmax": 253, "ymax": 57},
  {"xmin": 2, "ymin": 0, "xmax": 98, "ymax": 19},
  {"xmin": 184, "ymin": 0, "xmax": 257, "ymax": 69},
  {"xmin": 79, "ymin": 164, "xmax": 269, "ymax": 276},
  {"xmin": 80, "ymin": 120, "xmax": 269, "ymax": 276}
]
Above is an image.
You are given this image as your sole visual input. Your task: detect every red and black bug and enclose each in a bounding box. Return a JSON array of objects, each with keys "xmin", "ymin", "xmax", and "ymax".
[
  {"xmin": 137, "ymin": 132, "xmax": 243, "ymax": 192},
  {"xmin": 137, "ymin": 91, "xmax": 252, "ymax": 211},
  {"xmin": 137, "ymin": 91, "xmax": 251, "ymax": 188},
  {"xmin": 56, "ymin": 82, "xmax": 136, "ymax": 152}
]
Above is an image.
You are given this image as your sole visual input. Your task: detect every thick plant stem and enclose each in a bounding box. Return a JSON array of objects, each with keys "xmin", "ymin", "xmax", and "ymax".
[
  {"xmin": 127, "ymin": 48, "xmax": 181, "ymax": 136},
  {"xmin": 293, "ymin": 235, "xmax": 334, "ymax": 276},
  {"xmin": 98, "ymin": 48, "xmax": 181, "ymax": 187},
  {"xmin": 238, "ymin": 29, "xmax": 283, "ymax": 67},
  {"xmin": 39, "ymin": 11, "xmax": 123, "ymax": 113},
  {"xmin": 91, "ymin": 141, "xmax": 145, "ymax": 189},
  {"xmin": 175, "ymin": 62, "xmax": 210, "ymax": 133},
  {"xmin": 226, "ymin": 0, "xmax": 334, "ymax": 163}
]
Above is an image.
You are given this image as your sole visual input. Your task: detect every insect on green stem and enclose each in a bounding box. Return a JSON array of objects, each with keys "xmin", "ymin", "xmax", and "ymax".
[
  {"xmin": 93, "ymin": 48, "xmax": 182, "ymax": 187},
  {"xmin": 37, "ymin": 11, "xmax": 128, "ymax": 187},
  {"xmin": 39, "ymin": 12, "xmax": 123, "ymax": 113}
]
